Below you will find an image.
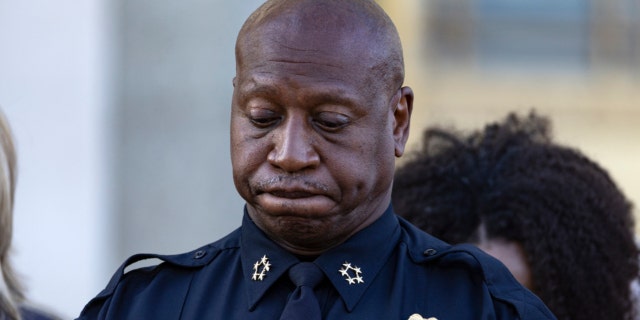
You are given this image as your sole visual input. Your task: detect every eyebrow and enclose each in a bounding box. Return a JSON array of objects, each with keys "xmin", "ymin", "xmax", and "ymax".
[
  {"xmin": 239, "ymin": 80, "xmax": 280, "ymax": 97},
  {"xmin": 240, "ymin": 82, "xmax": 359, "ymax": 109}
]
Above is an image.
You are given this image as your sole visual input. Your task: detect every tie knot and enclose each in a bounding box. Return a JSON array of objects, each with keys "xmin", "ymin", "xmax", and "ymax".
[{"xmin": 288, "ymin": 262, "xmax": 324, "ymax": 288}]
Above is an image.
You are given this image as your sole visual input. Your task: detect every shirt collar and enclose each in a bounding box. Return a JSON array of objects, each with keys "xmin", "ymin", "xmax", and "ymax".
[
  {"xmin": 240, "ymin": 210, "xmax": 299, "ymax": 311},
  {"xmin": 240, "ymin": 205, "xmax": 401, "ymax": 312},
  {"xmin": 314, "ymin": 205, "xmax": 401, "ymax": 311}
]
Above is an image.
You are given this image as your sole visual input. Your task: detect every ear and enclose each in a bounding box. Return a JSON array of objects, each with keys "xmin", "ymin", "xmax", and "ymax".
[{"xmin": 393, "ymin": 86, "xmax": 413, "ymax": 157}]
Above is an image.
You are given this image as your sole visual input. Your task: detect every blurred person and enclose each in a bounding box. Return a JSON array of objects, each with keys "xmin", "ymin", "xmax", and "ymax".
[
  {"xmin": 0, "ymin": 109, "xmax": 59, "ymax": 320},
  {"xmin": 392, "ymin": 112, "xmax": 639, "ymax": 320},
  {"xmin": 77, "ymin": 1, "xmax": 555, "ymax": 319}
]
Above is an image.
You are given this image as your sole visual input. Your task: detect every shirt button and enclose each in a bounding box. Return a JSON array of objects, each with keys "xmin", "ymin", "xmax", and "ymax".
[
  {"xmin": 423, "ymin": 248, "xmax": 437, "ymax": 256},
  {"xmin": 194, "ymin": 250, "xmax": 207, "ymax": 259}
]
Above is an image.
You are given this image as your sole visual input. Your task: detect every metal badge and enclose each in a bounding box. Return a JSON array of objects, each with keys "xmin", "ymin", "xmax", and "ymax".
[
  {"xmin": 251, "ymin": 255, "xmax": 271, "ymax": 281},
  {"xmin": 408, "ymin": 314, "xmax": 437, "ymax": 320},
  {"xmin": 338, "ymin": 262, "xmax": 364, "ymax": 285}
]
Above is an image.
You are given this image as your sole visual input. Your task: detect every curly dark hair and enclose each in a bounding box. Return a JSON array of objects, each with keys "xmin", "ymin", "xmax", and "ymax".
[{"xmin": 392, "ymin": 112, "xmax": 639, "ymax": 320}]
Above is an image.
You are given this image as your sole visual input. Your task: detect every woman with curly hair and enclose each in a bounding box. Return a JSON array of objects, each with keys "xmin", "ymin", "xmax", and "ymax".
[{"xmin": 392, "ymin": 112, "xmax": 639, "ymax": 320}]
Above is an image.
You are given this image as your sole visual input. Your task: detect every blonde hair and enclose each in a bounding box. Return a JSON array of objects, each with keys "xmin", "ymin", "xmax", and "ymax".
[{"xmin": 0, "ymin": 109, "xmax": 23, "ymax": 320}]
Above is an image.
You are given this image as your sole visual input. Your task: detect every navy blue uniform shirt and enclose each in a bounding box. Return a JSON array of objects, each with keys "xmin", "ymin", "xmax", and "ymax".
[{"xmin": 78, "ymin": 206, "xmax": 555, "ymax": 319}]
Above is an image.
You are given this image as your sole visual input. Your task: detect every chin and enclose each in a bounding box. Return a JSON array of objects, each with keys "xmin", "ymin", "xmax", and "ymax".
[
  {"xmin": 279, "ymin": 225, "xmax": 337, "ymax": 253},
  {"xmin": 275, "ymin": 215, "xmax": 331, "ymax": 238}
]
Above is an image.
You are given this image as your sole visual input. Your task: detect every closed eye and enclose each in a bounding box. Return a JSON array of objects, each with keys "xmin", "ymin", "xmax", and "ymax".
[
  {"xmin": 314, "ymin": 112, "xmax": 350, "ymax": 131},
  {"xmin": 251, "ymin": 117, "xmax": 279, "ymax": 127},
  {"xmin": 249, "ymin": 109, "xmax": 281, "ymax": 128}
]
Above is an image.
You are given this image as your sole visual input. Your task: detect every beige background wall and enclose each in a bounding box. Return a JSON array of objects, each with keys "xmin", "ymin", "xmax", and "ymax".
[{"xmin": 380, "ymin": 0, "xmax": 640, "ymax": 230}]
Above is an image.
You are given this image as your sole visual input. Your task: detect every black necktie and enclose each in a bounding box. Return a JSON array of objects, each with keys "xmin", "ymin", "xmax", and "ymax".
[{"xmin": 280, "ymin": 262, "xmax": 325, "ymax": 320}]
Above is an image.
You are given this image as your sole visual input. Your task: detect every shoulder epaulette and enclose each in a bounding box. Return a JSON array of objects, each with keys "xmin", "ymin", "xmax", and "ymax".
[{"xmin": 78, "ymin": 228, "xmax": 243, "ymax": 319}]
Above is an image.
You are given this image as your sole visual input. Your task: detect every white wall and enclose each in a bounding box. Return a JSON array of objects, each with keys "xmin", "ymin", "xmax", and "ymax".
[
  {"xmin": 0, "ymin": 1, "xmax": 267, "ymax": 318},
  {"xmin": 0, "ymin": 1, "xmax": 113, "ymax": 318}
]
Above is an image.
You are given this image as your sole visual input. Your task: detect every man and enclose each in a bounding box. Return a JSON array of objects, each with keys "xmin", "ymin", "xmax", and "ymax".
[{"xmin": 78, "ymin": 0, "xmax": 555, "ymax": 319}]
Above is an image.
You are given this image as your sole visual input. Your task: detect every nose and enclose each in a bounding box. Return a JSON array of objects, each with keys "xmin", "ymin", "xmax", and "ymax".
[{"xmin": 267, "ymin": 117, "xmax": 320, "ymax": 172}]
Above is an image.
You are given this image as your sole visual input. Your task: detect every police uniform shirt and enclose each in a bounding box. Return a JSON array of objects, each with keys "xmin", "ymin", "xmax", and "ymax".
[{"xmin": 78, "ymin": 205, "xmax": 556, "ymax": 319}]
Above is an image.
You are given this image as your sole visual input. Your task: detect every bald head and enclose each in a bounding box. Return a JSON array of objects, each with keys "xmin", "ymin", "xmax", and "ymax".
[{"xmin": 235, "ymin": 0, "xmax": 405, "ymax": 95}]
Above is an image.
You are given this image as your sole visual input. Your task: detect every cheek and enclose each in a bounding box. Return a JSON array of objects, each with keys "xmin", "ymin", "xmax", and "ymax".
[
  {"xmin": 231, "ymin": 122, "xmax": 267, "ymax": 182},
  {"xmin": 330, "ymin": 136, "xmax": 395, "ymax": 197},
  {"xmin": 232, "ymin": 137, "xmax": 265, "ymax": 175},
  {"xmin": 231, "ymin": 138, "xmax": 270, "ymax": 204}
]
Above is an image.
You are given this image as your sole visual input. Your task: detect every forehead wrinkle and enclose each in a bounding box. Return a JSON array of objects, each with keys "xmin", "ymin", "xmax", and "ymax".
[
  {"xmin": 240, "ymin": 59, "xmax": 347, "ymax": 85},
  {"xmin": 238, "ymin": 37, "xmax": 345, "ymax": 70},
  {"xmin": 263, "ymin": 59, "xmax": 343, "ymax": 70},
  {"xmin": 248, "ymin": 36, "xmax": 350, "ymax": 68}
]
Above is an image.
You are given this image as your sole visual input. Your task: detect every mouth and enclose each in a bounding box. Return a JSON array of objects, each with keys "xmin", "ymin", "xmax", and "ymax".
[
  {"xmin": 254, "ymin": 176, "xmax": 329, "ymax": 198},
  {"xmin": 266, "ymin": 189, "xmax": 318, "ymax": 199},
  {"xmin": 253, "ymin": 180, "xmax": 334, "ymax": 215}
]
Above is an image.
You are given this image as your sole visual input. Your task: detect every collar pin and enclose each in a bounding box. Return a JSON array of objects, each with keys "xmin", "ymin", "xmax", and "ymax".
[
  {"xmin": 251, "ymin": 255, "xmax": 271, "ymax": 281},
  {"xmin": 338, "ymin": 261, "xmax": 364, "ymax": 285},
  {"xmin": 408, "ymin": 314, "xmax": 437, "ymax": 320}
]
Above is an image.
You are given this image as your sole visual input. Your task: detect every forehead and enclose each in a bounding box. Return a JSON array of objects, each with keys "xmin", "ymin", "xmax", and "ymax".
[
  {"xmin": 243, "ymin": 1, "xmax": 375, "ymax": 50},
  {"xmin": 239, "ymin": 2, "xmax": 387, "ymax": 72},
  {"xmin": 240, "ymin": 18, "xmax": 373, "ymax": 69},
  {"xmin": 236, "ymin": 24, "xmax": 381, "ymax": 99}
]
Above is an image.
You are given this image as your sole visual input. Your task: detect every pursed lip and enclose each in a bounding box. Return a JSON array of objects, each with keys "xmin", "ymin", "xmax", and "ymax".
[
  {"xmin": 259, "ymin": 184, "xmax": 324, "ymax": 198},
  {"xmin": 253, "ymin": 181, "xmax": 335, "ymax": 215},
  {"xmin": 267, "ymin": 190, "xmax": 316, "ymax": 199},
  {"xmin": 254, "ymin": 177, "xmax": 329, "ymax": 199}
]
